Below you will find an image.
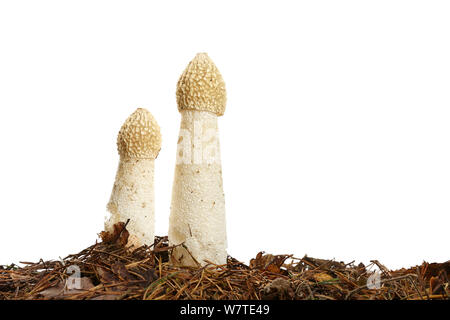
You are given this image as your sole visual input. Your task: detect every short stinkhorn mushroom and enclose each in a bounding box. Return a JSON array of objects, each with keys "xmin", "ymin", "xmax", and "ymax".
[
  {"xmin": 168, "ymin": 53, "xmax": 227, "ymax": 266},
  {"xmin": 105, "ymin": 108, "xmax": 162, "ymax": 247}
]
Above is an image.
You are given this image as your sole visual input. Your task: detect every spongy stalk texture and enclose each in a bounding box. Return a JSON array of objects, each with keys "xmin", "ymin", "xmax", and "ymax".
[
  {"xmin": 106, "ymin": 159, "xmax": 155, "ymax": 247},
  {"xmin": 169, "ymin": 110, "xmax": 227, "ymax": 266}
]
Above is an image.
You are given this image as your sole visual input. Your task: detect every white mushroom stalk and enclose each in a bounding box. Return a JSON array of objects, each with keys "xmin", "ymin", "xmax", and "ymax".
[
  {"xmin": 169, "ymin": 53, "xmax": 227, "ymax": 266},
  {"xmin": 105, "ymin": 108, "xmax": 162, "ymax": 247}
]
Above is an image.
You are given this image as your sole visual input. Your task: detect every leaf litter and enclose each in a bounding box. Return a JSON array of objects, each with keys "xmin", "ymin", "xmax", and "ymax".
[{"xmin": 0, "ymin": 223, "xmax": 448, "ymax": 300}]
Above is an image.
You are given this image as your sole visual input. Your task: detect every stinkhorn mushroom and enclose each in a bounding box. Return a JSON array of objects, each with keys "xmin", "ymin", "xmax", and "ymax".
[
  {"xmin": 168, "ymin": 53, "xmax": 227, "ymax": 266},
  {"xmin": 105, "ymin": 108, "xmax": 162, "ymax": 247}
]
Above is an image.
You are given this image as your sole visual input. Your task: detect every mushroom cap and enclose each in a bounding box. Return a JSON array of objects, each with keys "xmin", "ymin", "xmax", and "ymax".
[
  {"xmin": 117, "ymin": 108, "xmax": 162, "ymax": 160},
  {"xmin": 176, "ymin": 53, "xmax": 227, "ymax": 116}
]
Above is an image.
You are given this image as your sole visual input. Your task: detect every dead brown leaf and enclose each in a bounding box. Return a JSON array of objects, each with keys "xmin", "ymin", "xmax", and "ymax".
[
  {"xmin": 38, "ymin": 277, "xmax": 94, "ymax": 299},
  {"xmin": 99, "ymin": 221, "xmax": 129, "ymax": 246},
  {"xmin": 96, "ymin": 267, "xmax": 116, "ymax": 284},
  {"xmin": 111, "ymin": 262, "xmax": 131, "ymax": 282},
  {"xmin": 250, "ymin": 252, "xmax": 289, "ymax": 275}
]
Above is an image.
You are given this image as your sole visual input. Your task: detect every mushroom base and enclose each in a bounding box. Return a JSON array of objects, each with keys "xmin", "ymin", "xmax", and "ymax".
[
  {"xmin": 169, "ymin": 163, "xmax": 227, "ymax": 267},
  {"xmin": 105, "ymin": 158, "xmax": 155, "ymax": 247},
  {"xmin": 169, "ymin": 110, "xmax": 227, "ymax": 266}
]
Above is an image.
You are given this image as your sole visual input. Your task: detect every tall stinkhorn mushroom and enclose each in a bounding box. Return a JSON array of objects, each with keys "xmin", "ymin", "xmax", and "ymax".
[
  {"xmin": 169, "ymin": 53, "xmax": 227, "ymax": 266},
  {"xmin": 105, "ymin": 108, "xmax": 162, "ymax": 247}
]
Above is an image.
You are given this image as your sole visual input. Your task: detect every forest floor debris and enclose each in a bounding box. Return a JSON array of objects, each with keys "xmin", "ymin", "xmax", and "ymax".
[{"xmin": 1, "ymin": 224, "xmax": 448, "ymax": 300}]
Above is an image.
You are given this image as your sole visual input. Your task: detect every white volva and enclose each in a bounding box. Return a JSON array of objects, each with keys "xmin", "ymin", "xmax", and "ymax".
[
  {"xmin": 169, "ymin": 53, "xmax": 227, "ymax": 266},
  {"xmin": 105, "ymin": 108, "xmax": 161, "ymax": 247}
]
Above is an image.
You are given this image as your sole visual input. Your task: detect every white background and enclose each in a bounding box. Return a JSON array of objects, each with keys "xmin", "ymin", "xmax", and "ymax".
[{"xmin": 0, "ymin": 0, "xmax": 449, "ymax": 269}]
